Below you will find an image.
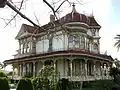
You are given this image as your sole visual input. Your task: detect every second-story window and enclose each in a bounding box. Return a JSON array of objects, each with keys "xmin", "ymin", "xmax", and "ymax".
[
  {"xmin": 68, "ymin": 35, "xmax": 74, "ymax": 49},
  {"xmin": 74, "ymin": 35, "xmax": 80, "ymax": 49},
  {"xmin": 26, "ymin": 42, "xmax": 30, "ymax": 53},
  {"xmin": 80, "ymin": 36, "xmax": 85, "ymax": 49},
  {"xmin": 68, "ymin": 35, "xmax": 80, "ymax": 49},
  {"xmin": 20, "ymin": 44, "xmax": 23, "ymax": 54}
]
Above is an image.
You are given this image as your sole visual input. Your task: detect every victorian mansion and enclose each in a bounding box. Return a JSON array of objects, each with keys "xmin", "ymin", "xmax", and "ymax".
[{"xmin": 4, "ymin": 5, "xmax": 113, "ymax": 81}]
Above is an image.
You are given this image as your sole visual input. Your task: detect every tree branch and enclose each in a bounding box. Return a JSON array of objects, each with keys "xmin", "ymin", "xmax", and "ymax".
[
  {"xmin": 6, "ymin": 1, "xmax": 38, "ymax": 27},
  {"xmin": 5, "ymin": 0, "xmax": 24, "ymax": 27}
]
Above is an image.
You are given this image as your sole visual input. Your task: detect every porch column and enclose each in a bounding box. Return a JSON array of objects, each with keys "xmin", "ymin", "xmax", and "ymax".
[
  {"xmin": 100, "ymin": 62, "xmax": 104, "ymax": 76},
  {"xmin": 70, "ymin": 60, "xmax": 73, "ymax": 77},
  {"xmin": 41, "ymin": 61, "xmax": 45, "ymax": 68},
  {"xmin": 84, "ymin": 59, "xmax": 87, "ymax": 76},
  {"xmin": 93, "ymin": 61, "xmax": 96, "ymax": 77},
  {"xmin": 33, "ymin": 61, "xmax": 36, "ymax": 77},
  {"xmin": 27, "ymin": 63, "xmax": 29, "ymax": 73},
  {"xmin": 106, "ymin": 63, "xmax": 110, "ymax": 76},
  {"xmin": 19, "ymin": 64, "xmax": 22, "ymax": 76},
  {"xmin": 53, "ymin": 60, "xmax": 56, "ymax": 69},
  {"xmin": 23, "ymin": 63, "xmax": 26, "ymax": 77}
]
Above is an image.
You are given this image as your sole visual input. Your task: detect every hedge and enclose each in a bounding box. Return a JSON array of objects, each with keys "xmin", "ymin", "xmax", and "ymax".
[
  {"xmin": 0, "ymin": 70, "xmax": 7, "ymax": 77},
  {"xmin": 16, "ymin": 78, "xmax": 33, "ymax": 90},
  {"xmin": 0, "ymin": 77, "xmax": 10, "ymax": 90}
]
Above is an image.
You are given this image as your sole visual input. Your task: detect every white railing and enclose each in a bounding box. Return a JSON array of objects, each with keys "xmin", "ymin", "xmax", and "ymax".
[{"xmin": 59, "ymin": 75, "xmax": 112, "ymax": 81}]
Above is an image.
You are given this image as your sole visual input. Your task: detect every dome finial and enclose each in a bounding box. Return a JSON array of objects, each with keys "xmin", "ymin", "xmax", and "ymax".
[{"xmin": 72, "ymin": 3, "xmax": 77, "ymax": 13}]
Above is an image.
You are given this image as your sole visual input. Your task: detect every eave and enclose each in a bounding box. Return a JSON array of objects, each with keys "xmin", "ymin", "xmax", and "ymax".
[{"xmin": 4, "ymin": 50, "xmax": 114, "ymax": 64}]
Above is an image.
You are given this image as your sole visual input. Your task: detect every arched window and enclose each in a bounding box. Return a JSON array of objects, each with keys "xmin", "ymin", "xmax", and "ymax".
[{"xmin": 80, "ymin": 36, "xmax": 85, "ymax": 49}]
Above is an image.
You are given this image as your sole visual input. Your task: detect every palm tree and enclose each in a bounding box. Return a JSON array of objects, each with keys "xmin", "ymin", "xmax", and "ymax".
[{"xmin": 114, "ymin": 34, "xmax": 120, "ymax": 51}]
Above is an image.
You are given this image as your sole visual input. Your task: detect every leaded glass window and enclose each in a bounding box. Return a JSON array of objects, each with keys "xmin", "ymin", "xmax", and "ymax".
[
  {"xmin": 68, "ymin": 35, "xmax": 80, "ymax": 49},
  {"xmin": 80, "ymin": 36, "xmax": 85, "ymax": 49}
]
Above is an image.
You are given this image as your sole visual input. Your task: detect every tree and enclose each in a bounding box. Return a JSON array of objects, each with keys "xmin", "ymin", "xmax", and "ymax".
[
  {"xmin": 114, "ymin": 34, "xmax": 120, "ymax": 51},
  {"xmin": 109, "ymin": 67, "xmax": 120, "ymax": 81},
  {"xmin": 32, "ymin": 65, "xmax": 60, "ymax": 90}
]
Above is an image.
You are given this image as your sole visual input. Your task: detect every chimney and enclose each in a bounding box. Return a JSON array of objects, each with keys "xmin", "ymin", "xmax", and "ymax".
[{"xmin": 50, "ymin": 14, "xmax": 55, "ymax": 22}]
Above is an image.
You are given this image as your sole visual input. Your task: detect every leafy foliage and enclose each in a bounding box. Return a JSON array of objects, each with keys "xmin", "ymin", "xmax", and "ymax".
[
  {"xmin": 39, "ymin": 65, "xmax": 56, "ymax": 77},
  {"xmin": 0, "ymin": 77, "xmax": 10, "ymax": 90},
  {"xmin": 0, "ymin": 70, "xmax": 7, "ymax": 77},
  {"xmin": 32, "ymin": 65, "xmax": 60, "ymax": 90},
  {"xmin": 109, "ymin": 67, "xmax": 120, "ymax": 81},
  {"xmin": 16, "ymin": 78, "xmax": 33, "ymax": 90}
]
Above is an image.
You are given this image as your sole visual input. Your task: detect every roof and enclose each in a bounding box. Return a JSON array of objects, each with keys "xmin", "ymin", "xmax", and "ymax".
[
  {"xmin": 22, "ymin": 24, "xmax": 40, "ymax": 34},
  {"xmin": 59, "ymin": 4, "xmax": 100, "ymax": 27},
  {"xmin": 16, "ymin": 4, "xmax": 101, "ymax": 38},
  {"xmin": 4, "ymin": 50, "xmax": 114, "ymax": 64}
]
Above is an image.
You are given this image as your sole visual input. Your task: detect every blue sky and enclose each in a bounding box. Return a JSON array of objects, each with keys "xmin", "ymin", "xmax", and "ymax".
[
  {"xmin": 0, "ymin": 0, "xmax": 120, "ymax": 66},
  {"xmin": 110, "ymin": 0, "xmax": 120, "ymax": 24}
]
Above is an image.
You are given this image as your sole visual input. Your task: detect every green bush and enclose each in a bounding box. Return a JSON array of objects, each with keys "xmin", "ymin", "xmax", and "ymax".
[
  {"xmin": 0, "ymin": 70, "xmax": 7, "ymax": 77},
  {"xmin": 16, "ymin": 78, "xmax": 33, "ymax": 90},
  {"xmin": 0, "ymin": 77, "xmax": 10, "ymax": 90}
]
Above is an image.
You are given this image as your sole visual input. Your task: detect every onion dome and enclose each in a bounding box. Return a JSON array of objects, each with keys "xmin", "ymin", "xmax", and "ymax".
[{"xmin": 60, "ymin": 3, "xmax": 100, "ymax": 28}]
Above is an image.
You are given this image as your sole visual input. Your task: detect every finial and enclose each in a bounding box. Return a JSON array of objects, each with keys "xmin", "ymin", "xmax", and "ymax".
[
  {"xmin": 72, "ymin": 3, "xmax": 77, "ymax": 13},
  {"xmin": 90, "ymin": 9, "xmax": 94, "ymax": 17},
  {"xmin": 72, "ymin": 2, "xmax": 75, "ymax": 7}
]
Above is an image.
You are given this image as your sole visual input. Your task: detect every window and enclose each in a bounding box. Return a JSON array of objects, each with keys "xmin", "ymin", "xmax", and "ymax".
[
  {"xmin": 26, "ymin": 42, "xmax": 30, "ymax": 53},
  {"xmin": 74, "ymin": 35, "xmax": 80, "ymax": 49},
  {"xmin": 20, "ymin": 44, "xmax": 23, "ymax": 54},
  {"xmin": 68, "ymin": 35, "xmax": 74, "ymax": 49},
  {"xmin": 80, "ymin": 36, "xmax": 85, "ymax": 49},
  {"xmin": 91, "ymin": 29, "xmax": 96, "ymax": 36},
  {"xmin": 68, "ymin": 35, "xmax": 80, "ymax": 49},
  {"xmin": 23, "ymin": 43, "xmax": 27, "ymax": 53}
]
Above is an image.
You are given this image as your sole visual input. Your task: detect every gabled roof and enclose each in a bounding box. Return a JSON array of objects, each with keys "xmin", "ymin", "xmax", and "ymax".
[{"xmin": 15, "ymin": 24, "xmax": 40, "ymax": 39}]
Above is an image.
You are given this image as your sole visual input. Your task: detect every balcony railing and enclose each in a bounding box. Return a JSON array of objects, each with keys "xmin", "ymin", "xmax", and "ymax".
[
  {"xmin": 14, "ymin": 48, "xmax": 107, "ymax": 59},
  {"xmin": 14, "ymin": 73, "xmax": 112, "ymax": 81},
  {"xmin": 59, "ymin": 75, "xmax": 112, "ymax": 81}
]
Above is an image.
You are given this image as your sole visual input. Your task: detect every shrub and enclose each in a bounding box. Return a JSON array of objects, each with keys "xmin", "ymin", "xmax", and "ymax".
[
  {"xmin": 59, "ymin": 78, "xmax": 70, "ymax": 90},
  {"xmin": 16, "ymin": 78, "xmax": 33, "ymax": 90},
  {"xmin": 0, "ymin": 70, "xmax": 7, "ymax": 77},
  {"xmin": 0, "ymin": 77, "xmax": 10, "ymax": 90}
]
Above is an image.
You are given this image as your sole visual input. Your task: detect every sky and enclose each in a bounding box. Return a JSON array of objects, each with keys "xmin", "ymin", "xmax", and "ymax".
[{"xmin": 0, "ymin": 0, "xmax": 120, "ymax": 64}]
